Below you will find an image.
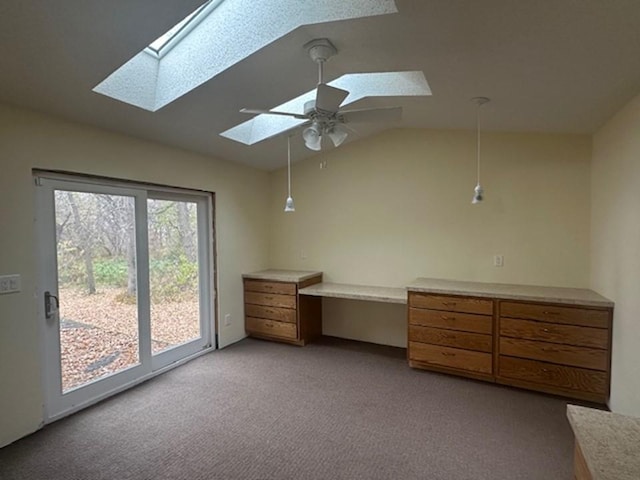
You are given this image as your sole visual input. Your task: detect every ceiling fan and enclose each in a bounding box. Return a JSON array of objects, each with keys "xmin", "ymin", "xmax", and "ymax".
[{"xmin": 240, "ymin": 38, "xmax": 402, "ymax": 151}]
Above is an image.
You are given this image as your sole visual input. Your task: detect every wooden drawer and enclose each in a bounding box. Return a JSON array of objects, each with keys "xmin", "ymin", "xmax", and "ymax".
[
  {"xmin": 500, "ymin": 301, "xmax": 609, "ymax": 328},
  {"xmin": 409, "ymin": 341, "xmax": 492, "ymax": 374},
  {"xmin": 499, "ymin": 337, "xmax": 607, "ymax": 371},
  {"xmin": 409, "ymin": 325, "xmax": 492, "ymax": 353},
  {"xmin": 409, "ymin": 308, "xmax": 492, "ymax": 334},
  {"xmin": 499, "ymin": 356, "xmax": 607, "ymax": 394},
  {"xmin": 245, "ymin": 291, "xmax": 296, "ymax": 309},
  {"xmin": 245, "ymin": 304, "xmax": 296, "ymax": 324},
  {"xmin": 244, "ymin": 280, "xmax": 296, "ymax": 296},
  {"xmin": 409, "ymin": 293, "xmax": 493, "ymax": 315},
  {"xmin": 500, "ymin": 318, "xmax": 608, "ymax": 350},
  {"xmin": 246, "ymin": 317, "xmax": 297, "ymax": 339}
]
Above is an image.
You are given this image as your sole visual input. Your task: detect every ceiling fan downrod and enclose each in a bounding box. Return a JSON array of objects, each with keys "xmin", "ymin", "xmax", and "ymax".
[{"xmin": 304, "ymin": 38, "xmax": 337, "ymax": 86}]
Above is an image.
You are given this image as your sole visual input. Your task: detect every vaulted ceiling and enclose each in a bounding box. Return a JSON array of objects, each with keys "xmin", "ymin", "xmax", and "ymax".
[{"xmin": 2, "ymin": 1, "xmax": 640, "ymax": 170}]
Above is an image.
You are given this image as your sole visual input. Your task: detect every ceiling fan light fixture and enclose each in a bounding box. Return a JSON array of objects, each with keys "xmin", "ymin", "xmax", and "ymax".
[{"xmin": 327, "ymin": 124, "xmax": 348, "ymax": 147}]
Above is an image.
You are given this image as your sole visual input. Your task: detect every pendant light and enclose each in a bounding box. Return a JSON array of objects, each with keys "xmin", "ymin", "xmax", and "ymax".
[
  {"xmin": 471, "ymin": 97, "xmax": 490, "ymax": 204},
  {"xmin": 284, "ymin": 135, "xmax": 295, "ymax": 212}
]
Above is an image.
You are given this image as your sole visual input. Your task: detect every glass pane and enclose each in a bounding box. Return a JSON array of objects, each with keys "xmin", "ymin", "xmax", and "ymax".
[
  {"xmin": 147, "ymin": 199, "xmax": 201, "ymax": 354},
  {"xmin": 55, "ymin": 191, "xmax": 139, "ymax": 393}
]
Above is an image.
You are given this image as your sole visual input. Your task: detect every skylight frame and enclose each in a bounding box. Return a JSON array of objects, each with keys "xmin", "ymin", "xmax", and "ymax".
[{"xmin": 145, "ymin": 0, "xmax": 224, "ymax": 59}]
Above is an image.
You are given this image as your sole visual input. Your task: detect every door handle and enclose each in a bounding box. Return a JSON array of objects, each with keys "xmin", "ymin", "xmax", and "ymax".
[{"xmin": 45, "ymin": 291, "xmax": 59, "ymax": 319}]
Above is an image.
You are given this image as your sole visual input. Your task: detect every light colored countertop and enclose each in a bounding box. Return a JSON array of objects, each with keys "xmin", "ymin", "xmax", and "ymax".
[
  {"xmin": 299, "ymin": 282, "xmax": 407, "ymax": 304},
  {"xmin": 407, "ymin": 278, "xmax": 613, "ymax": 308},
  {"xmin": 567, "ymin": 405, "xmax": 640, "ymax": 480},
  {"xmin": 242, "ymin": 269, "xmax": 322, "ymax": 283}
]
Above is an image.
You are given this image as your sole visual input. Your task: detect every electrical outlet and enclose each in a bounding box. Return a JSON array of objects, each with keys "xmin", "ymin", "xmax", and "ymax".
[
  {"xmin": 300, "ymin": 249, "xmax": 307, "ymax": 260},
  {"xmin": 319, "ymin": 160, "xmax": 327, "ymax": 169},
  {"xmin": 493, "ymin": 255, "xmax": 504, "ymax": 267},
  {"xmin": 224, "ymin": 314, "xmax": 232, "ymax": 326},
  {"xmin": 0, "ymin": 274, "xmax": 21, "ymax": 294}
]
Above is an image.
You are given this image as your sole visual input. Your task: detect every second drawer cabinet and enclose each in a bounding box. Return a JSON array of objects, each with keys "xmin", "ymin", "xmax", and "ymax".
[
  {"xmin": 243, "ymin": 274, "xmax": 322, "ymax": 346},
  {"xmin": 496, "ymin": 301, "xmax": 612, "ymax": 403},
  {"xmin": 408, "ymin": 293, "xmax": 494, "ymax": 380}
]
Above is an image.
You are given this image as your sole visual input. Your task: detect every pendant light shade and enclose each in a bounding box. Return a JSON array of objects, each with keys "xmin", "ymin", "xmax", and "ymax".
[
  {"xmin": 471, "ymin": 97, "xmax": 490, "ymax": 204},
  {"xmin": 284, "ymin": 136, "xmax": 295, "ymax": 212}
]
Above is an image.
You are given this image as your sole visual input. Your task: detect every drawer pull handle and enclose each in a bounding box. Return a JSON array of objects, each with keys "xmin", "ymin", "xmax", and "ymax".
[
  {"xmin": 441, "ymin": 315, "xmax": 453, "ymax": 321},
  {"xmin": 442, "ymin": 302, "xmax": 457, "ymax": 307},
  {"xmin": 542, "ymin": 328, "xmax": 550, "ymax": 333},
  {"xmin": 543, "ymin": 311, "xmax": 559, "ymax": 316},
  {"xmin": 441, "ymin": 352, "xmax": 456, "ymax": 357}
]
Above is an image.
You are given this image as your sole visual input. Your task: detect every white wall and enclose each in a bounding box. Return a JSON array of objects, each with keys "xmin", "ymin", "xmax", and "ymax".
[
  {"xmin": 0, "ymin": 103, "xmax": 270, "ymax": 447},
  {"xmin": 591, "ymin": 93, "xmax": 640, "ymax": 416},
  {"xmin": 269, "ymin": 129, "xmax": 592, "ymax": 347}
]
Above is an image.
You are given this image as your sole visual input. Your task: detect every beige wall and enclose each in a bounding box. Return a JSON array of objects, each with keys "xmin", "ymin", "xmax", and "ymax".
[
  {"xmin": 269, "ymin": 129, "xmax": 592, "ymax": 346},
  {"xmin": 0, "ymin": 104, "xmax": 270, "ymax": 447},
  {"xmin": 591, "ymin": 94, "xmax": 640, "ymax": 416}
]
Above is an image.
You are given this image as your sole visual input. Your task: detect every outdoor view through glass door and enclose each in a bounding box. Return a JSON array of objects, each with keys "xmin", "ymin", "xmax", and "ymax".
[{"xmin": 37, "ymin": 174, "xmax": 213, "ymax": 420}]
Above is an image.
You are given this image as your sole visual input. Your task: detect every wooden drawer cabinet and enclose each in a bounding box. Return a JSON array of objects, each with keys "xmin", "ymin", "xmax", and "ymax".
[
  {"xmin": 408, "ymin": 283, "xmax": 613, "ymax": 403},
  {"xmin": 243, "ymin": 272, "xmax": 322, "ymax": 346},
  {"xmin": 408, "ymin": 293, "xmax": 494, "ymax": 380},
  {"xmin": 497, "ymin": 300, "xmax": 612, "ymax": 403}
]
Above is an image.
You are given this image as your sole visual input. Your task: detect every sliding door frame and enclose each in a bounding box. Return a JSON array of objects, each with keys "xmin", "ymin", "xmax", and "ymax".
[{"xmin": 34, "ymin": 170, "xmax": 216, "ymax": 423}]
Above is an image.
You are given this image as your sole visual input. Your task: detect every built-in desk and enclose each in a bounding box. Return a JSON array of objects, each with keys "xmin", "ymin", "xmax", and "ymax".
[
  {"xmin": 299, "ymin": 282, "xmax": 406, "ymax": 304},
  {"xmin": 243, "ymin": 271, "xmax": 614, "ymax": 403}
]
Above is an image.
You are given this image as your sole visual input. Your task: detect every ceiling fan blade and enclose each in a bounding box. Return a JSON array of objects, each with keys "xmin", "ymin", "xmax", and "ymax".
[
  {"xmin": 240, "ymin": 108, "xmax": 307, "ymax": 120},
  {"xmin": 340, "ymin": 106, "xmax": 403, "ymax": 124},
  {"xmin": 315, "ymin": 84, "xmax": 349, "ymax": 113}
]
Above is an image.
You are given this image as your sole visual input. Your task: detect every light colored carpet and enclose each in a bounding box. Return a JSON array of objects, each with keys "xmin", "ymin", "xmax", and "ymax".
[{"xmin": 0, "ymin": 337, "xmax": 577, "ymax": 479}]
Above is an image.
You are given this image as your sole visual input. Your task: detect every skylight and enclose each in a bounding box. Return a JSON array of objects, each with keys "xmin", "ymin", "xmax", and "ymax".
[
  {"xmin": 145, "ymin": 0, "xmax": 224, "ymax": 58},
  {"xmin": 93, "ymin": 0, "xmax": 399, "ymax": 111}
]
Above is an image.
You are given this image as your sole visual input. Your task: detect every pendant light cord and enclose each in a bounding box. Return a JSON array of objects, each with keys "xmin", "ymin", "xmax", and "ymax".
[
  {"xmin": 287, "ymin": 135, "xmax": 292, "ymax": 197},
  {"xmin": 476, "ymin": 103, "xmax": 481, "ymax": 185}
]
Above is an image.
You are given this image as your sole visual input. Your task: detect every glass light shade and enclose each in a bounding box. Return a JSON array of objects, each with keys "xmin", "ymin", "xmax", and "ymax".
[
  {"xmin": 303, "ymin": 124, "xmax": 322, "ymax": 151},
  {"xmin": 327, "ymin": 124, "xmax": 348, "ymax": 147},
  {"xmin": 471, "ymin": 184, "xmax": 484, "ymax": 204},
  {"xmin": 284, "ymin": 196, "xmax": 295, "ymax": 212}
]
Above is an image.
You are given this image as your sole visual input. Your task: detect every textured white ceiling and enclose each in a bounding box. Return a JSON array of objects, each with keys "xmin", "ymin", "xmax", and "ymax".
[{"xmin": 1, "ymin": 0, "xmax": 640, "ymax": 170}]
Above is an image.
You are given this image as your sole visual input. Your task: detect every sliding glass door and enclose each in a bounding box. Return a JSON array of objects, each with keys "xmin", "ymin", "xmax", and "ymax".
[{"xmin": 36, "ymin": 174, "xmax": 213, "ymax": 420}]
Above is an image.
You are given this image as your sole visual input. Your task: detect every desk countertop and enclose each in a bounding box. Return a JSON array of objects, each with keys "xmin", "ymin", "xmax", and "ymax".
[
  {"xmin": 407, "ymin": 278, "xmax": 613, "ymax": 308},
  {"xmin": 243, "ymin": 269, "xmax": 322, "ymax": 283},
  {"xmin": 567, "ymin": 405, "xmax": 640, "ymax": 480},
  {"xmin": 299, "ymin": 282, "xmax": 407, "ymax": 304}
]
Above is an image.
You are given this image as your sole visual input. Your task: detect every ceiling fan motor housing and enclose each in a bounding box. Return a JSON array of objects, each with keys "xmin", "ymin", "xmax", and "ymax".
[{"xmin": 304, "ymin": 38, "xmax": 337, "ymax": 64}]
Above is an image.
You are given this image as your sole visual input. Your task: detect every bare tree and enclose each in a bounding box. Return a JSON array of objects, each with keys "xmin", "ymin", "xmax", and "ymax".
[
  {"xmin": 177, "ymin": 202, "xmax": 196, "ymax": 262},
  {"xmin": 67, "ymin": 192, "xmax": 96, "ymax": 294}
]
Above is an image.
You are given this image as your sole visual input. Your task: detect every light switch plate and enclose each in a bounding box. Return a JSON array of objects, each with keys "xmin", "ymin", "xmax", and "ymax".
[{"xmin": 0, "ymin": 274, "xmax": 21, "ymax": 294}]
